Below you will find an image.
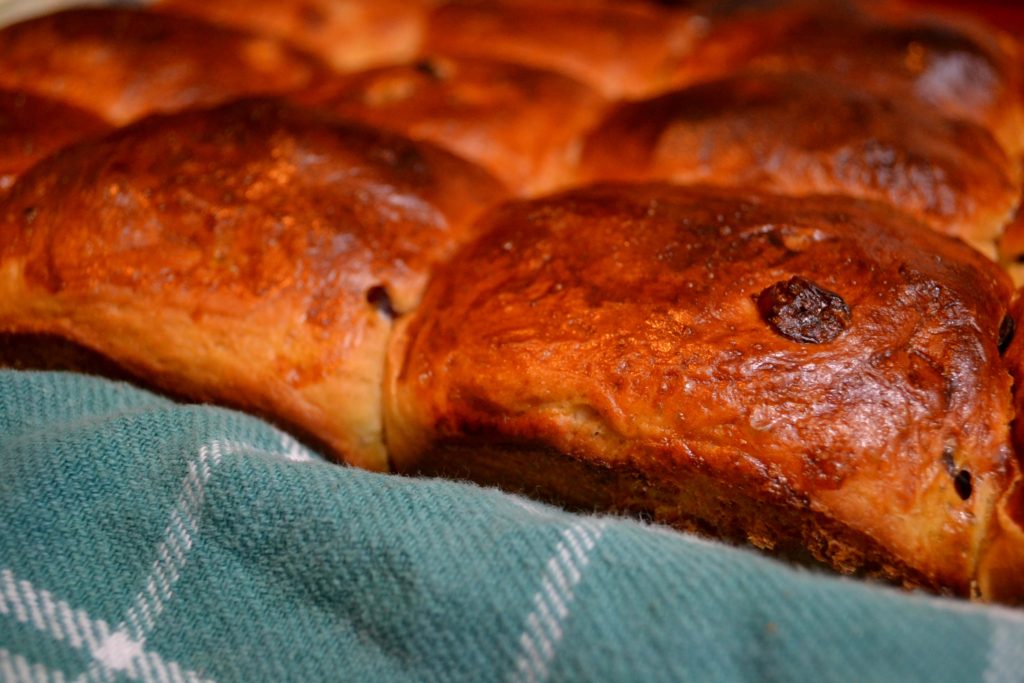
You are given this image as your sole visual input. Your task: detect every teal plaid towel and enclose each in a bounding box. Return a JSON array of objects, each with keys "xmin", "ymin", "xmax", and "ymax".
[{"xmin": 2, "ymin": 370, "xmax": 1024, "ymax": 682}]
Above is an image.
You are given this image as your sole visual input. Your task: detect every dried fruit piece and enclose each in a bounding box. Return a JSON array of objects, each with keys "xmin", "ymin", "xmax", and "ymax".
[{"xmin": 757, "ymin": 276, "xmax": 851, "ymax": 344}]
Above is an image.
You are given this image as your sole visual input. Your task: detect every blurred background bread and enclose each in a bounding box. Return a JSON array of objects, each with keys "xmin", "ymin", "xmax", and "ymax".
[
  {"xmin": 154, "ymin": 0, "xmax": 434, "ymax": 72},
  {"xmin": 297, "ymin": 55, "xmax": 606, "ymax": 195},
  {"xmin": 577, "ymin": 71, "xmax": 1020, "ymax": 256},
  {"xmin": 0, "ymin": 7, "xmax": 326, "ymax": 124}
]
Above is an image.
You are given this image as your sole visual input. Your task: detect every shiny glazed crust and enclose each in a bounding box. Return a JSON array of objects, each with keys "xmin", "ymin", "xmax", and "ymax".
[
  {"xmin": 297, "ymin": 56, "xmax": 607, "ymax": 195},
  {"xmin": 0, "ymin": 99, "xmax": 508, "ymax": 471},
  {"xmin": 577, "ymin": 71, "xmax": 1020, "ymax": 252},
  {"xmin": 154, "ymin": 0, "xmax": 432, "ymax": 72},
  {"xmin": 386, "ymin": 183, "xmax": 1018, "ymax": 596},
  {"xmin": 0, "ymin": 8, "xmax": 326, "ymax": 125},
  {"xmin": 0, "ymin": 90, "xmax": 109, "ymax": 192}
]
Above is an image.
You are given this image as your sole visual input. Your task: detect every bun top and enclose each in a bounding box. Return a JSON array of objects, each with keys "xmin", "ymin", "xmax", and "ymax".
[
  {"xmin": 0, "ymin": 7, "xmax": 326, "ymax": 124},
  {"xmin": 424, "ymin": 0, "xmax": 703, "ymax": 98},
  {"xmin": 742, "ymin": 9, "xmax": 1024, "ymax": 156},
  {"xmin": 0, "ymin": 98, "xmax": 508, "ymax": 315},
  {"xmin": 155, "ymin": 0, "xmax": 433, "ymax": 72},
  {"xmin": 578, "ymin": 71, "xmax": 1019, "ymax": 249},
  {"xmin": 299, "ymin": 55, "xmax": 606, "ymax": 195}
]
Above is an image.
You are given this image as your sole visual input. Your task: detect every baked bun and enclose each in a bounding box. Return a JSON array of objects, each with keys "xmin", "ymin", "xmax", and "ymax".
[
  {"xmin": 423, "ymin": 0, "xmax": 702, "ymax": 98},
  {"xmin": 741, "ymin": 8, "xmax": 1024, "ymax": 158},
  {"xmin": 385, "ymin": 183, "xmax": 1019, "ymax": 598},
  {"xmin": 0, "ymin": 90, "xmax": 109, "ymax": 192},
  {"xmin": 0, "ymin": 99, "xmax": 508, "ymax": 471},
  {"xmin": 297, "ymin": 56, "xmax": 606, "ymax": 195},
  {"xmin": 154, "ymin": 0, "xmax": 432, "ymax": 72},
  {"xmin": 577, "ymin": 71, "xmax": 1019, "ymax": 254},
  {"xmin": 0, "ymin": 8, "xmax": 325, "ymax": 125}
]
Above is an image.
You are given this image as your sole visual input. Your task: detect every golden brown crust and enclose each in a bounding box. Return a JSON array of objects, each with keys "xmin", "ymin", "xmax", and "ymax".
[
  {"xmin": 386, "ymin": 183, "xmax": 1017, "ymax": 596},
  {"xmin": 0, "ymin": 98, "xmax": 508, "ymax": 471},
  {"xmin": 0, "ymin": 7, "xmax": 326, "ymax": 125},
  {"xmin": 297, "ymin": 56, "xmax": 607, "ymax": 195},
  {"xmin": 577, "ymin": 71, "xmax": 1020, "ymax": 250},
  {"xmin": 424, "ymin": 0, "xmax": 703, "ymax": 98},
  {"xmin": 0, "ymin": 90, "xmax": 109, "ymax": 192},
  {"xmin": 154, "ymin": 0, "xmax": 432, "ymax": 72}
]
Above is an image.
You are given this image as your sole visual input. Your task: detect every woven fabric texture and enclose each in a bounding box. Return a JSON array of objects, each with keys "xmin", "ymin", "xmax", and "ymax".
[{"xmin": 1, "ymin": 370, "xmax": 1024, "ymax": 682}]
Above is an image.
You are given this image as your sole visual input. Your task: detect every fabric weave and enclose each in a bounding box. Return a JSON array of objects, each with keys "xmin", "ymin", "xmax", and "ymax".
[{"xmin": 1, "ymin": 370, "xmax": 1023, "ymax": 682}]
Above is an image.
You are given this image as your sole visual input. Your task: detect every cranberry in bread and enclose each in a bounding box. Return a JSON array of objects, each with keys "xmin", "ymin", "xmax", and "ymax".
[
  {"xmin": 0, "ymin": 99, "xmax": 508, "ymax": 471},
  {"xmin": 386, "ymin": 183, "xmax": 1020, "ymax": 598}
]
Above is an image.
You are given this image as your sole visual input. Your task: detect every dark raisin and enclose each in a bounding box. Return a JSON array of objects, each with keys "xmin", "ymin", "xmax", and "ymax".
[
  {"xmin": 999, "ymin": 314, "xmax": 1015, "ymax": 354},
  {"xmin": 366, "ymin": 285, "xmax": 396, "ymax": 319},
  {"xmin": 953, "ymin": 469, "xmax": 972, "ymax": 500},
  {"xmin": 22, "ymin": 206, "xmax": 37, "ymax": 224},
  {"xmin": 756, "ymin": 276, "xmax": 851, "ymax": 344},
  {"xmin": 413, "ymin": 59, "xmax": 445, "ymax": 80}
]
